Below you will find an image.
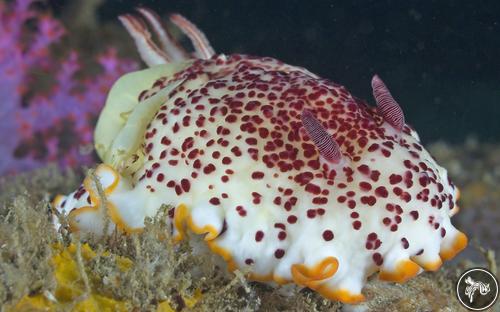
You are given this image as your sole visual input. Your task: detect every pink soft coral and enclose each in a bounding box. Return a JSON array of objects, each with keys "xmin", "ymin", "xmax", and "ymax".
[{"xmin": 0, "ymin": 0, "xmax": 137, "ymax": 175}]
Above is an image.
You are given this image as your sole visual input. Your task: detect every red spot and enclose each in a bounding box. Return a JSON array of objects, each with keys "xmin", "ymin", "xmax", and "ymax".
[
  {"xmin": 305, "ymin": 183, "xmax": 321, "ymax": 195},
  {"xmin": 419, "ymin": 162, "xmax": 428, "ymax": 170},
  {"xmin": 359, "ymin": 181, "xmax": 372, "ymax": 191},
  {"xmin": 245, "ymin": 137, "xmax": 258, "ymax": 145},
  {"xmin": 190, "ymin": 159, "xmax": 201, "ymax": 170},
  {"xmin": 278, "ymin": 231, "xmax": 287, "ymax": 240},
  {"xmin": 393, "ymin": 187, "xmax": 403, "ymax": 196},
  {"xmin": 274, "ymin": 223, "xmax": 286, "ymax": 230},
  {"xmin": 370, "ymin": 170, "xmax": 381, "ymax": 182},
  {"xmin": 181, "ymin": 179, "xmax": 191, "ymax": 192},
  {"xmin": 404, "ymin": 171, "xmax": 414, "ymax": 188},
  {"xmin": 166, "ymin": 180, "xmax": 175, "ymax": 188},
  {"xmin": 225, "ymin": 114, "xmax": 237, "ymax": 123},
  {"xmin": 252, "ymin": 192, "xmax": 262, "ymax": 204},
  {"xmin": 294, "ymin": 172, "xmax": 314, "ymax": 185},
  {"xmin": 352, "ymin": 221, "xmax": 362, "ymax": 230},
  {"xmin": 273, "ymin": 196, "xmax": 282, "ymax": 205},
  {"xmin": 322, "ymin": 230, "xmax": 334, "ymax": 241},
  {"xmin": 161, "ymin": 136, "xmax": 171, "ymax": 145},
  {"xmin": 368, "ymin": 143, "xmax": 379, "ymax": 152},
  {"xmin": 419, "ymin": 175, "xmax": 430, "ymax": 187},
  {"xmin": 187, "ymin": 149, "xmax": 199, "ymax": 159},
  {"xmin": 313, "ymin": 197, "xmax": 328, "ymax": 205},
  {"xmin": 287, "ymin": 215, "xmax": 297, "ymax": 224},
  {"xmin": 175, "ymin": 185, "xmax": 182, "ymax": 195},
  {"xmin": 372, "ymin": 252, "xmax": 383, "ymax": 265},
  {"xmin": 401, "ymin": 238, "xmax": 409, "ymax": 249},
  {"xmin": 251, "ymin": 171, "xmax": 265, "ymax": 179},
  {"xmin": 441, "ymin": 228, "xmax": 446, "ymax": 237},
  {"xmin": 238, "ymin": 208, "xmax": 247, "ymax": 217},
  {"xmin": 389, "ymin": 174, "xmax": 402, "ymax": 185},
  {"xmin": 203, "ymin": 164, "xmax": 216, "ymax": 174},
  {"xmin": 209, "ymin": 197, "xmax": 220, "ymax": 205},
  {"xmin": 274, "ymin": 249, "xmax": 285, "ymax": 259},
  {"xmin": 375, "ymin": 186, "xmax": 389, "ymax": 198},
  {"xmin": 172, "ymin": 123, "xmax": 180, "ymax": 133},
  {"xmin": 347, "ymin": 200, "xmax": 356, "ymax": 209},
  {"xmin": 181, "ymin": 137, "xmax": 194, "ymax": 151},
  {"xmin": 400, "ymin": 192, "xmax": 411, "ymax": 202},
  {"xmin": 357, "ymin": 164, "xmax": 370, "ymax": 175},
  {"xmin": 258, "ymin": 128, "xmax": 269, "ymax": 138},
  {"xmin": 437, "ymin": 183, "xmax": 444, "ymax": 192},
  {"xmin": 156, "ymin": 173, "xmax": 165, "ymax": 182},
  {"xmin": 231, "ymin": 146, "xmax": 242, "ymax": 156},
  {"xmin": 255, "ymin": 231, "xmax": 264, "ymax": 242},
  {"xmin": 360, "ymin": 196, "xmax": 376, "ymax": 206},
  {"xmin": 358, "ymin": 137, "xmax": 368, "ymax": 148},
  {"xmin": 145, "ymin": 143, "xmax": 154, "ymax": 154},
  {"xmin": 307, "ymin": 209, "xmax": 317, "ymax": 218}
]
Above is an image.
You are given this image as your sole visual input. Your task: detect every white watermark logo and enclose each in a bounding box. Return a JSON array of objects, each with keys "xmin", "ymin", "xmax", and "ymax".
[
  {"xmin": 456, "ymin": 268, "xmax": 498, "ymax": 311},
  {"xmin": 464, "ymin": 276, "xmax": 491, "ymax": 303}
]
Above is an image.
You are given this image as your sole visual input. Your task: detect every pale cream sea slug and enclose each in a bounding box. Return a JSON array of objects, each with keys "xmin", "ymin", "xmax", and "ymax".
[{"xmin": 52, "ymin": 9, "xmax": 468, "ymax": 304}]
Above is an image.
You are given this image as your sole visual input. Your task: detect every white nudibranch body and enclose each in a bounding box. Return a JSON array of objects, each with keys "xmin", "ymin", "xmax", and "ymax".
[{"xmin": 52, "ymin": 10, "xmax": 467, "ymax": 304}]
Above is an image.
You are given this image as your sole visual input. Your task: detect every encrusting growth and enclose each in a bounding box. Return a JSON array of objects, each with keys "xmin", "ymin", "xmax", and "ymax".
[{"xmin": 53, "ymin": 8, "xmax": 468, "ymax": 304}]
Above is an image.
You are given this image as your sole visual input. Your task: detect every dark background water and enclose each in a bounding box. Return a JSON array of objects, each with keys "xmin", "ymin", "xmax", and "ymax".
[{"xmin": 66, "ymin": 0, "xmax": 500, "ymax": 144}]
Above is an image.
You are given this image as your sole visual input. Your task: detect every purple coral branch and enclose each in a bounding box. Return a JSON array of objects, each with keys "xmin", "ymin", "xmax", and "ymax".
[{"xmin": 0, "ymin": 0, "xmax": 137, "ymax": 176}]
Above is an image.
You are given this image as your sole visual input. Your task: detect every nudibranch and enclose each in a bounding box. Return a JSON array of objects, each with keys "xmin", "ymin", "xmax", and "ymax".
[{"xmin": 52, "ymin": 8, "xmax": 468, "ymax": 304}]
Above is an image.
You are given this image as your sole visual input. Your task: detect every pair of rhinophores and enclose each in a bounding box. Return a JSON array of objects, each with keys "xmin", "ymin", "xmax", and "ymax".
[{"xmin": 52, "ymin": 8, "xmax": 467, "ymax": 304}]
